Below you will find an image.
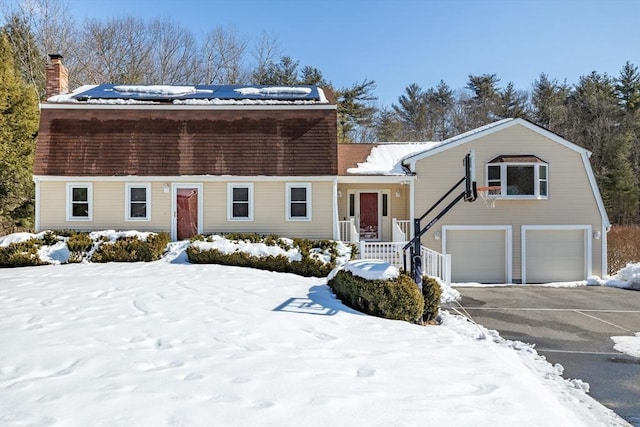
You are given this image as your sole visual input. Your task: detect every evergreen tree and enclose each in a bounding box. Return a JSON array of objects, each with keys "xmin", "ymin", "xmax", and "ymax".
[
  {"xmin": 615, "ymin": 62, "xmax": 640, "ymax": 221},
  {"xmin": 392, "ymin": 83, "xmax": 428, "ymax": 141},
  {"xmin": 464, "ymin": 73, "xmax": 501, "ymax": 127},
  {"xmin": 0, "ymin": 32, "xmax": 39, "ymax": 232},
  {"xmin": 431, "ymin": 80, "xmax": 455, "ymax": 140},
  {"xmin": 496, "ymin": 82, "xmax": 530, "ymax": 119},
  {"xmin": 532, "ymin": 73, "xmax": 570, "ymax": 134},
  {"xmin": 601, "ymin": 132, "xmax": 639, "ymax": 224},
  {"xmin": 374, "ymin": 108, "xmax": 404, "ymax": 142},
  {"xmin": 336, "ymin": 79, "xmax": 377, "ymax": 143}
]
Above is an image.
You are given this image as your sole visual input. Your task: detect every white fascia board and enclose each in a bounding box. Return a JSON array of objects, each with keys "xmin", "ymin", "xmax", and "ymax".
[
  {"xmin": 337, "ymin": 175, "xmax": 416, "ymax": 184},
  {"xmin": 34, "ymin": 175, "xmax": 338, "ymax": 182},
  {"xmin": 580, "ymin": 151, "xmax": 611, "ymax": 229},
  {"xmin": 40, "ymin": 103, "xmax": 336, "ymax": 111},
  {"xmin": 402, "ymin": 118, "xmax": 593, "ymax": 169}
]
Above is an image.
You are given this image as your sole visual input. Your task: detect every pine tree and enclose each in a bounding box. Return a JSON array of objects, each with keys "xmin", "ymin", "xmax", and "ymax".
[
  {"xmin": 392, "ymin": 83, "xmax": 428, "ymax": 141},
  {"xmin": 532, "ymin": 73, "xmax": 570, "ymax": 134},
  {"xmin": 0, "ymin": 31, "xmax": 39, "ymax": 232}
]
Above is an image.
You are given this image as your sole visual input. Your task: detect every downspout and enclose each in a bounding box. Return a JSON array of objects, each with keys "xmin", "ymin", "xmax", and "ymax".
[{"xmin": 33, "ymin": 177, "xmax": 40, "ymax": 232}]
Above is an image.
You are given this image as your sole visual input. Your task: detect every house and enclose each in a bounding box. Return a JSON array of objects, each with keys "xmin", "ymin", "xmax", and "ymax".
[
  {"xmin": 35, "ymin": 55, "xmax": 339, "ymax": 242},
  {"xmin": 338, "ymin": 119, "xmax": 610, "ymax": 284},
  {"xmin": 35, "ymin": 56, "xmax": 609, "ymax": 283}
]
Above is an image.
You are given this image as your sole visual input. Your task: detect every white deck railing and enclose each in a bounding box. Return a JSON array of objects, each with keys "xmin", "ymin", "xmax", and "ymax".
[
  {"xmin": 421, "ymin": 245, "xmax": 451, "ymax": 286},
  {"xmin": 392, "ymin": 219, "xmax": 411, "ymax": 241},
  {"xmin": 358, "ymin": 241, "xmax": 406, "ymax": 269},
  {"xmin": 338, "ymin": 219, "xmax": 359, "ymax": 242},
  {"xmin": 354, "ymin": 241, "xmax": 451, "ymax": 286}
]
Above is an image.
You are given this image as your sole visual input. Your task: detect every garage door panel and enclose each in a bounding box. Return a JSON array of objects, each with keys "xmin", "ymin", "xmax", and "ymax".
[
  {"xmin": 446, "ymin": 230, "xmax": 506, "ymax": 283},
  {"xmin": 525, "ymin": 229, "xmax": 585, "ymax": 283}
]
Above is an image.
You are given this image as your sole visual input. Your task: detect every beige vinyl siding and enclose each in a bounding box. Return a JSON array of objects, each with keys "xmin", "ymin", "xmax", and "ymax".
[
  {"xmin": 337, "ymin": 183, "xmax": 410, "ymax": 241},
  {"xmin": 38, "ymin": 181, "xmax": 171, "ymax": 232},
  {"xmin": 524, "ymin": 229, "xmax": 586, "ymax": 283},
  {"xmin": 413, "ymin": 124, "xmax": 604, "ymax": 280},
  {"xmin": 203, "ymin": 180, "xmax": 334, "ymax": 239}
]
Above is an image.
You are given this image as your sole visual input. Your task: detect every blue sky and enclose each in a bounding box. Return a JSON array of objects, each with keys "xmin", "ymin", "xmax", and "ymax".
[{"xmin": 66, "ymin": 0, "xmax": 639, "ymax": 107}]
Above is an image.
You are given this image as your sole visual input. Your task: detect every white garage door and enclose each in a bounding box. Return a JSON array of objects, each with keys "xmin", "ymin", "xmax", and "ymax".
[
  {"xmin": 524, "ymin": 228, "xmax": 587, "ymax": 284},
  {"xmin": 444, "ymin": 228, "xmax": 510, "ymax": 283}
]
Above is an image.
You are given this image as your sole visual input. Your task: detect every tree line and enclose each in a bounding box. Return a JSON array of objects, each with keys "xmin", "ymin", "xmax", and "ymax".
[{"xmin": 0, "ymin": 0, "xmax": 638, "ymax": 232}]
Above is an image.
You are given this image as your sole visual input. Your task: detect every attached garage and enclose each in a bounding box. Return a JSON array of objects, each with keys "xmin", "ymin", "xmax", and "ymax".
[
  {"xmin": 443, "ymin": 226, "xmax": 512, "ymax": 284},
  {"xmin": 522, "ymin": 226, "xmax": 591, "ymax": 284}
]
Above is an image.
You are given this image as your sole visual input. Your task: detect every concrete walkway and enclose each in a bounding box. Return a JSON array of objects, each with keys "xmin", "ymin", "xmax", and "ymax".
[{"xmin": 448, "ymin": 286, "xmax": 640, "ymax": 426}]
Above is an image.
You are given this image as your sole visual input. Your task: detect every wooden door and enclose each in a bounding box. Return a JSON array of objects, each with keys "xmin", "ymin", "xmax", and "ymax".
[
  {"xmin": 177, "ymin": 188, "xmax": 198, "ymax": 240},
  {"xmin": 359, "ymin": 192, "xmax": 379, "ymax": 240}
]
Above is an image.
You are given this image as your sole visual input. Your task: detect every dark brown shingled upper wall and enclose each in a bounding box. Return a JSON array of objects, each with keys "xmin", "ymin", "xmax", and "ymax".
[{"xmin": 34, "ymin": 107, "xmax": 338, "ymax": 176}]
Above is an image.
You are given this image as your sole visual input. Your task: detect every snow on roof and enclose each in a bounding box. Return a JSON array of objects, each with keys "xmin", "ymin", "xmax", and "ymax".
[
  {"xmin": 235, "ymin": 86, "xmax": 312, "ymax": 96},
  {"xmin": 114, "ymin": 85, "xmax": 198, "ymax": 96},
  {"xmin": 346, "ymin": 142, "xmax": 437, "ymax": 175},
  {"xmin": 46, "ymin": 84, "xmax": 329, "ymax": 105}
]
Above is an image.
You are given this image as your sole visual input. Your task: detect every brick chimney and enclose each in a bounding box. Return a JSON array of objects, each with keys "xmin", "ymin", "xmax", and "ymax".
[{"xmin": 45, "ymin": 54, "xmax": 68, "ymax": 99}]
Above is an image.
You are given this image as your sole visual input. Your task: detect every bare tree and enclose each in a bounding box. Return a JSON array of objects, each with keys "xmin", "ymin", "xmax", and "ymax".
[
  {"xmin": 148, "ymin": 18, "xmax": 199, "ymax": 84},
  {"xmin": 76, "ymin": 16, "xmax": 152, "ymax": 84},
  {"xmin": 2, "ymin": 0, "xmax": 78, "ymax": 97},
  {"xmin": 201, "ymin": 25, "xmax": 248, "ymax": 84},
  {"xmin": 250, "ymin": 30, "xmax": 281, "ymax": 84}
]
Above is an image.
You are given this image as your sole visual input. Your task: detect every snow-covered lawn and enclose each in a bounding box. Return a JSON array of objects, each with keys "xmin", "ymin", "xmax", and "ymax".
[{"xmin": 0, "ymin": 257, "xmax": 630, "ymax": 426}]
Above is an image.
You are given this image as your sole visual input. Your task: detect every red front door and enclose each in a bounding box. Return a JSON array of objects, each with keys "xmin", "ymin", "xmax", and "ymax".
[
  {"xmin": 177, "ymin": 188, "xmax": 198, "ymax": 240},
  {"xmin": 359, "ymin": 192, "xmax": 379, "ymax": 240}
]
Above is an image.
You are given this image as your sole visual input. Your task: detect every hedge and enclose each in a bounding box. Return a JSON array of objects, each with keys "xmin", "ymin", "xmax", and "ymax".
[{"xmin": 328, "ymin": 270, "xmax": 424, "ymax": 322}]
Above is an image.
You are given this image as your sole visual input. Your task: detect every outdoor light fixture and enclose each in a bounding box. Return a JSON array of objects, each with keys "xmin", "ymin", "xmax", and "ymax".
[
  {"xmin": 338, "ymin": 190, "xmax": 343, "ymax": 198},
  {"xmin": 593, "ymin": 231, "xmax": 601, "ymax": 240},
  {"xmin": 435, "ymin": 231, "xmax": 441, "ymax": 240},
  {"xmin": 163, "ymin": 184, "xmax": 170, "ymax": 193},
  {"xmin": 395, "ymin": 189, "xmax": 401, "ymax": 198}
]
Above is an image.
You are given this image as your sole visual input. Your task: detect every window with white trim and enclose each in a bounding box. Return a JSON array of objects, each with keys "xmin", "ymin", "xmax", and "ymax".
[
  {"xmin": 125, "ymin": 183, "xmax": 151, "ymax": 220},
  {"xmin": 286, "ymin": 183, "xmax": 311, "ymax": 221},
  {"xmin": 67, "ymin": 183, "xmax": 92, "ymax": 220},
  {"xmin": 487, "ymin": 155, "xmax": 548, "ymax": 199},
  {"xmin": 228, "ymin": 183, "xmax": 253, "ymax": 220}
]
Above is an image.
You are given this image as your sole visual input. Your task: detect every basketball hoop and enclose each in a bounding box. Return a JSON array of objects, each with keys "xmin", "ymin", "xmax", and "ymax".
[{"xmin": 477, "ymin": 186, "xmax": 501, "ymax": 208}]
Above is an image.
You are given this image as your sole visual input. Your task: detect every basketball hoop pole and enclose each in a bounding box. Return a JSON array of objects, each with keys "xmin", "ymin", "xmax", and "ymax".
[{"xmin": 403, "ymin": 152, "xmax": 477, "ymax": 288}]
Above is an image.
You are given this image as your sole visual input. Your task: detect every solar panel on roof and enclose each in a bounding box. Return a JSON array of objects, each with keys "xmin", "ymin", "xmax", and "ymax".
[{"xmin": 72, "ymin": 84, "xmax": 321, "ymax": 102}]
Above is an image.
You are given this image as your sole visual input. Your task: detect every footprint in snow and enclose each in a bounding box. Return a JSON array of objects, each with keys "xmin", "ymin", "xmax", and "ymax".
[{"xmin": 356, "ymin": 368, "xmax": 375, "ymax": 378}]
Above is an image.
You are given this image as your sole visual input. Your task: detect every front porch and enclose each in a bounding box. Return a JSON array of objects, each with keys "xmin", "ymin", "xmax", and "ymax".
[{"xmin": 339, "ymin": 218, "xmax": 451, "ymax": 286}]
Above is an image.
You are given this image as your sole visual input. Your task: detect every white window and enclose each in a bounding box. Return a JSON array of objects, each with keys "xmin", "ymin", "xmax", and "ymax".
[
  {"xmin": 487, "ymin": 155, "xmax": 548, "ymax": 199},
  {"xmin": 125, "ymin": 183, "xmax": 151, "ymax": 220},
  {"xmin": 286, "ymin": 183, "xmax": 311, "ymax": 221},
  {"xmin": 66, "ymin": 183, "xmax": 92, "ymax": 221},
  {"xmin": 228, "ymin": 183, "xmax": 253, "ymax": 221}
]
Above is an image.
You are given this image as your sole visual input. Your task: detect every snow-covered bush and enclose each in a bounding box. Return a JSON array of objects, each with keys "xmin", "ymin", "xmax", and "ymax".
[
  {"xmin": 91, "ymin": 232, "xmax": 170, "ymax": 262},
  {"xmin": 187, "ymin": 234, "xmax": 352, "ymax": 277},
  {"xmin": 328, "ymin": 270, "xmax": 424, "ymax": 322},
  {"xmin": 0, "ymin": 240, "xmax": 43, "ymax": 267}
]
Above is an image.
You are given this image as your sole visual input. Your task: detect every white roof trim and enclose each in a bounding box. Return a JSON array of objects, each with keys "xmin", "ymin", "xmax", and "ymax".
[
  {"xmin": 402, "ymin": 118, "xmax": 593, "ymax": 166},
  {"xmin": 338, "ymin": 175, "xmax": 416, "ymax": 184},
  {"xmin": 40, "ymin": 103, "xmax": 336, "ymax": 111},
  {"xmin": 33, "ymin": 175, "xmax": 338, "ymax": 182}
]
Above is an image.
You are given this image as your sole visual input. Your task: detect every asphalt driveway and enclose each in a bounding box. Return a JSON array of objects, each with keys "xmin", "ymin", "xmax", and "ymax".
[{"xmin": 448, "ymin": 286, "xmax": 640, "ymax": 426}]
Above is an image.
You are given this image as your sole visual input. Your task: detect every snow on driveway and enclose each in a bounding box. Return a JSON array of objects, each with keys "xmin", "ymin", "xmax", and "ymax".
[{"xmin": 0, "ymin": 262, "xmax": 628, "ymax": 426}]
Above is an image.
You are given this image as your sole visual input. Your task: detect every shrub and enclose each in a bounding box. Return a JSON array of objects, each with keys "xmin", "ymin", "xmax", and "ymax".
[
  {"xmin": 421, "ymin": 276, "xmax": 442, "ymax": 323},
  {"xmin": 328, "ymin": 270, "xmax": 424, "ymax": 322},
  {"xmin": 608, "ymin": 225, "xmax": 640, "ymax": 275},
  {"xmin": 0, "ymin": 240, "xmax": 44, "ymax": 267},
  {"xmin": 187, "ymin": 246, "xmax": 333, "ymax": 277},
  {"xmin": 91, "ymin": 232, "xmax": 170, "ymax": 263},
  {"xmin": 186, "ymin": 234, "xmax": 349, "ymax": 277},
  {"xmin": 66, "ymin": 232, "xmax": 94, "ymax": 263}
]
